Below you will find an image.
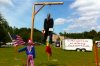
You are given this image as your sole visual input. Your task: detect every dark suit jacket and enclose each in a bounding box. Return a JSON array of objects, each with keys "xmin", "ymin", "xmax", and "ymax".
[{"xmin": 44, "ymin": 18, "xmax": 54, "ymax": 31}]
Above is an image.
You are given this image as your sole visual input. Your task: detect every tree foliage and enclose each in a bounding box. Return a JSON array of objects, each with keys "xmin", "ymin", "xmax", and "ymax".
[
  {"xmin": 0, "ymin": 13, "xmax": 10, "ymax": 43},
  {"xmin": 13, "ymin": 27, "xmax": 43, "ymax": 43},
  {"xmin": 59, "ymin": 30, "xmax": 100, "ymax": 41}
]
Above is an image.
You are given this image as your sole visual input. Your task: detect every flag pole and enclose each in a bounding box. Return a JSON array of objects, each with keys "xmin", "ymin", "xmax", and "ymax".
[{"xmin": 8, "ymin": 32, "xmax": 13, "ymax": 41}]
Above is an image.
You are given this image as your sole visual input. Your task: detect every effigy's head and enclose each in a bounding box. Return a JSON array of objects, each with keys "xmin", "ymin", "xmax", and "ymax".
[{"xmin": 47, "ymin": 13, "xmax": 51, "ymax": 19}]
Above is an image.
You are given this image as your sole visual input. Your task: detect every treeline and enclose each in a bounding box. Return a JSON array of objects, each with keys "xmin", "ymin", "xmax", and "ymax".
[
  {"xmin": 11, "ymin": 27, "xmax": 43, "ymax": 42},
  {"xmin": 59, "ymin": 30, "xmax": 100, "ymax": 41},
  {"xmin": 0, "ymin": 13, "xmax": 43, "ymax": 44}
]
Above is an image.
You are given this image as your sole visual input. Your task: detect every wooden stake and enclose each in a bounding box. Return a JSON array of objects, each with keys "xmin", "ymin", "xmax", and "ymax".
[{"xmin": 94, "ymin": 43, "xmax": 99, "ymax": 66}]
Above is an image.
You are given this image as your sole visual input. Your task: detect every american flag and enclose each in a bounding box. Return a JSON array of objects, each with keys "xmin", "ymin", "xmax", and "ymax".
[{"xmin": 11, "ymin": 35, "xmax": 25, "ymax": 46}]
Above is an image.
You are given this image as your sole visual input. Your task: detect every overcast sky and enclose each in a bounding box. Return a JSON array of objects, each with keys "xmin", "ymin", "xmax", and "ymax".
[{"xmin": 0, "ymin": 0, "xmax": 100, "ymax": 34}]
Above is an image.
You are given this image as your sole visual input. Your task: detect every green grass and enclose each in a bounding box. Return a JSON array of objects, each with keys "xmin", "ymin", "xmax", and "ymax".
[{"xmin": 0, "ymin": 45, "xmax": 98, "ymax": 66}]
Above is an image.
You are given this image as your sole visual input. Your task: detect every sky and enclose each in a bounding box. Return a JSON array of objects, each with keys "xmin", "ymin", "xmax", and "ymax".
[{"xmin": 0, "ymin": 0, "xmax": 100, "ymax": 34}]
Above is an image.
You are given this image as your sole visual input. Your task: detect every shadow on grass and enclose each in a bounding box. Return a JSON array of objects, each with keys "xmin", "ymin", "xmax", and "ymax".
[{"xmin": 38, "ymin": 62, "xmax": 66, "ymax": 66}]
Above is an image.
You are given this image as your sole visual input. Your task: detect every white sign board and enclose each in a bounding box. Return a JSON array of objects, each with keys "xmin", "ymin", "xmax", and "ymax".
[{"xmin": 62, "ymin": 39, "xmax": 93, "ymax": 51}]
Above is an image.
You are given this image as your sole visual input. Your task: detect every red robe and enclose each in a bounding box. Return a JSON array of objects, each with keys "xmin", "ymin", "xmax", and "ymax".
[{"xmin": 46, "ymin": 45, "xmax": 52, "ymax": 56}]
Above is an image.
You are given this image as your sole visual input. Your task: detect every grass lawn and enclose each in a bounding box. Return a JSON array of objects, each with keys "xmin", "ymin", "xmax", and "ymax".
[{"xmin": 0, "ymin": 45, "xmax": 98, "ymax": 66}]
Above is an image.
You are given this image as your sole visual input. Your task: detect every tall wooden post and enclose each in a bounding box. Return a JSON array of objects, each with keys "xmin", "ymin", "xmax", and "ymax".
[
  {"xmin": 94, "ymin": 43, "xmax": 99, "ymax": 66},
  {"xmin": 30, "ymin": 5, "xmax": 35, "ymax": 40}
]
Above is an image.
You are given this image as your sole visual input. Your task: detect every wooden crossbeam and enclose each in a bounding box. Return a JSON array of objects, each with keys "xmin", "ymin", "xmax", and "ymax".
[{"xmin": 35, "ymin": 2, "xmax": 63, "ymax": 5}]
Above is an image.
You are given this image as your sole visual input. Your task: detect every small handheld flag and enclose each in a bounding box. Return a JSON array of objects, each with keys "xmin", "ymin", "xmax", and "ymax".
[{"xmin": 11, "ymin": 35, "xmax": 25, "ymax": 46}]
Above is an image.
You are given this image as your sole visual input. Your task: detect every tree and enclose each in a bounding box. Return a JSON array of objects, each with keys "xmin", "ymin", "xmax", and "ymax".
[
  {"xmin": 88, "ymin": 30, "xmax": 97, "ymax": 39},
  {"xmin": 59, "ymin": 32, "xmax": 63, "ymax": 36},
  {"xmin": 97, "ymin": 32, "xmax": 100, "ymax": 38},
  {"xmin": 83, "ymin": 31, "xmax": 89, "ymax": 38},
  {"xmin": 0, "ymin": 13, "xmax": 10, "ymax": 43}
]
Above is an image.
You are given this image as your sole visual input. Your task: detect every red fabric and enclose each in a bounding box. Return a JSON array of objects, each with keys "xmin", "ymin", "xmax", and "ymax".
[
  {"xmin": 46, "ymin": 46, "xmax": 52, "ymax": 56},
  {"xmin": 12, "ymin": 35, "xmax": 25, "ymax": 46}
]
